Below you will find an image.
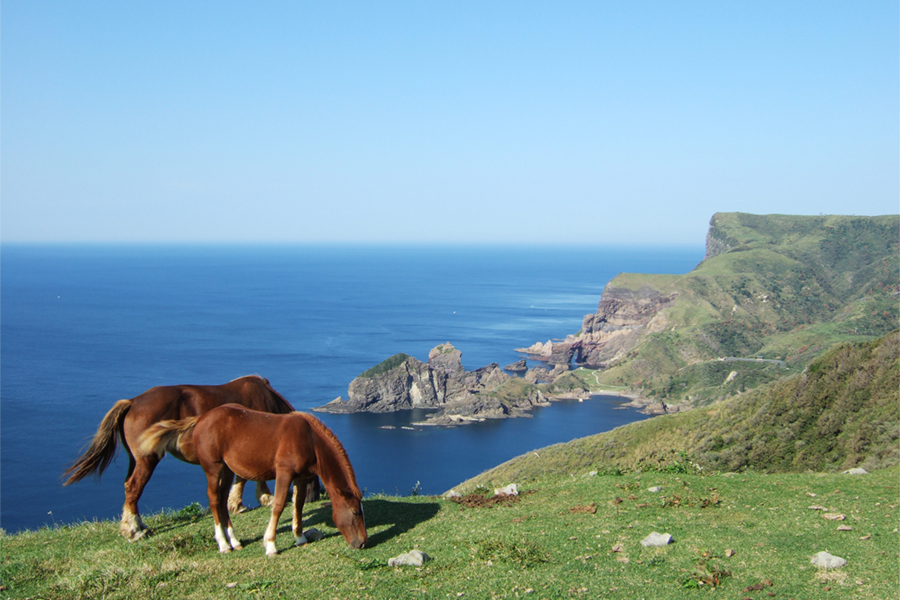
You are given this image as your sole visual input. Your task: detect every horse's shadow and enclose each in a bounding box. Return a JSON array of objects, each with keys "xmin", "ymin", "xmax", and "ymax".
[{"xmin": 264, "ymin": 498, "xmax": 441, "ymax": 549}]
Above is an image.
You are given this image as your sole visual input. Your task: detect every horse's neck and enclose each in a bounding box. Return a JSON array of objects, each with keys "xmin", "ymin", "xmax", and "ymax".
[
  {"xmin": 313, "ymin": 436, "xmax": 352, "ymax": 492},
  {"xmin": 307, "ymin": 421, "xmax": 358, "ymax": 497}
]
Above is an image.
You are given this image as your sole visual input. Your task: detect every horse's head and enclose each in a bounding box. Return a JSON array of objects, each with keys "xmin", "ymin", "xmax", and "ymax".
[{"xmin": 331, "ymin": 490, "xmax": 367, "ymax": 549}]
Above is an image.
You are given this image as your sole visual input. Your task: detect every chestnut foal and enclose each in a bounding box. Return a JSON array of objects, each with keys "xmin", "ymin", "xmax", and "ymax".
[{"xmin": 141, "ymin": 404, "xmax": 366, "ymax": 555}]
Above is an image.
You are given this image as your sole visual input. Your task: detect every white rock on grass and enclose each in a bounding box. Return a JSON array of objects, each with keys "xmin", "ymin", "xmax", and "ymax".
[
  {"xmin": 648, "ymin": 486, "xmax": 663, "ymax": 493},
  {"xmin": 810, "ymin": 551, "xmax": 847, "ymax": 569},
  {"xmin": 444, "ymin": 490, "xmax": 462, "ymax": 498},
  {"xmin": 640, "ymin": 532, "xmax": 673, "ymax": 547},
  {"xmin": 494, "ymin": 483, "xmax": 518, "ymax": 496},
  {"xmin": 842, "ymin": 468, "xmax": 868, "ymax": 475},
  {"xmin": 388, "ymin": 549, "xmax": 432, "ymax": 567}
]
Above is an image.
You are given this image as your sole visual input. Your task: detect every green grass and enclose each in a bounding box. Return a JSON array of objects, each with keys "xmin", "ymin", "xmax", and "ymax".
[
  {"xmin": 463, "ymin": 333, "xmax": 899, "ymax": 488},
  {"xmin": 3, "ymin": 468, "xmax": 897, "ymax": 599},
  {"xmin": 358, "ymin": 354, "xmax": 412, "ymax": 379}
]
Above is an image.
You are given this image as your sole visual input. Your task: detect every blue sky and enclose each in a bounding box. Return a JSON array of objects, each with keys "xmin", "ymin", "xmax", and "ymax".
[{"xmin": 2, "ymin": 1, "xmax": 897, "ymax": 245}]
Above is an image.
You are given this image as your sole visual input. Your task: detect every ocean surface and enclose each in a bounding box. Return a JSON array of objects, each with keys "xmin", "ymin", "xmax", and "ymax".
[{"xmin": 0, "ymin": 244, "xmax": 703, "ymax": 533}]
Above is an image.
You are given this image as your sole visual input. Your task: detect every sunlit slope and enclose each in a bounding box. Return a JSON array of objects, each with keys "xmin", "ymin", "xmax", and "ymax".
[
  {"xmin": 583, "ymin": 213, "xmax": 898, "ymax": 405},
  {"xmin": 464, "ymin": 331, "xmax": 899, "ymax": 489}
]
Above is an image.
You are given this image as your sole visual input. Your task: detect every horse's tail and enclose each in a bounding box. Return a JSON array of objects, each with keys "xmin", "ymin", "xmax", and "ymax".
[
  {"xmin": 63, "ymin": 399, "xmax": 132, "ymax": 485},
  {"xmin": 138, "ymin": 417, "xmax": 200, "ymax": 462}
]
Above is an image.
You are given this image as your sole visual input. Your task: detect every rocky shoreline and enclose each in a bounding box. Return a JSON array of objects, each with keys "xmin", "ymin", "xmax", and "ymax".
[
  {"xmin": 313, "ymin": 259, "xmax": 693, "ymax": 425},
  {"xmin": 314, "ymin": 341, "xmax": 676, "ymax": 427}
]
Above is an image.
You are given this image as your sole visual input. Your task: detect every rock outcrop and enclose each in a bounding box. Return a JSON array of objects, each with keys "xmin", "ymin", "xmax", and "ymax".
[
  {"xmin": 503, "ymin": 359, "xmax": 527, "ymax": 373},
  {"xmin": 314, "ymin": 343, "xmax": 505, "ymax": 415},
  {"xmin": 314, "ymin": 343, "xmax": 570, "ymax": 425}
]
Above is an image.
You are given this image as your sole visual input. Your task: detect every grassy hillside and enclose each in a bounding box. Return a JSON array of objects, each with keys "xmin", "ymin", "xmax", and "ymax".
[
  {"xmin": 464, "ymin": 332, "xmax": 898, "ymax": 488},
  {"xmin": 4, "ymin": 335, "xmax": 897, "ymax": 599},
  {"xmin": 588, "ymin": 213, "xmax": 899, "ymax": 405},
  {"xmin": 3, "ymin": 467, "xmax": 897, "ymax": 599}
]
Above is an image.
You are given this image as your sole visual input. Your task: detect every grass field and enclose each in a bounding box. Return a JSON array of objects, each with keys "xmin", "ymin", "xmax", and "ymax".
[{"xmin": 3, "ymin": 466, "xmax": 897, "ymax": 599}]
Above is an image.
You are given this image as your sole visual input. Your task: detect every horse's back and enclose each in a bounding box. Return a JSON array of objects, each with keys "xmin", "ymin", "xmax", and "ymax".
[
  {"xmin": 126, "ymin": 376, "xmax": 288, "ymax": 422},
  {"xmin": 194, "ymin": 406, "xmax": 315, "ymax": 481}
]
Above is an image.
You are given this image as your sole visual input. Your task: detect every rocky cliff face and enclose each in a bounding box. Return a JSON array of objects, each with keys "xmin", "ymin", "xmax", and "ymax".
[
  {"xmin": 314, "ymin": 343, "xmax": 512, "ymax": 415},
  {"xmin": 577, "ymin": 285, "xmax": 679, "ymax": 367},
  {"xmin": 313, "ymin": 342, "xmax": 575, "ymax": 425},
  {"xmin": 704, "ymin": 214, "xmax": 733, "ymax": 260},
  {"xmin": 516, "ymin": 283, "xmax": 677, "ymax": 369}
]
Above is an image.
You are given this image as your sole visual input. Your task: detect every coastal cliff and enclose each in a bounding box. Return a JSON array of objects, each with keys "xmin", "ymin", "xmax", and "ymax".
[
  {"xmin": 319, "ymin": 212, "xmax": 898, "ymax": 420},
  {"xmin": 518, "ymin": 212, "xmax": 899, "ymax": 407}
]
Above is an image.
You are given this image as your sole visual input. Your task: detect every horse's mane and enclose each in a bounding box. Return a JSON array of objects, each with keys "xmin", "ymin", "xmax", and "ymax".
[
  {"xmin": 297, "ymin": 412, "xmax": 362, "ymax": 500},
  {"xmin": 232, "ymin": 374, "xmax": 295, "ymax": 414}
]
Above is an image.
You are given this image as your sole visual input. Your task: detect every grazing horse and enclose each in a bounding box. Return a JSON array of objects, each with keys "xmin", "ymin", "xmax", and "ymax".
[
  {"xmin": 63, "ymin": 375, "xmax": 297, "ymax": 540},
  {"xmin": 141, "ymin": 404, "xmax": 367, "ymax": 555}
]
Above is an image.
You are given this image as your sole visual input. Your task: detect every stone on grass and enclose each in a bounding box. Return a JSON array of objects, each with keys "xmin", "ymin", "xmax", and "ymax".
[
  {"xmin": 494, "ymin": 483, "xmax": 518, "ymax": 497},
  {"xmin": 304, "ymin": 528, "xmax": 324, "ymax": 542},
  {"xmin": 648, "ymin": 486, "xmax": 663, "ymax": 493},
  {"xmin": 388, "ymin": 549, "xmax": 432, "ymax": 567},
  {"xmin": 822, "ymin": 513, "xmax": 846, "ymax": 521},
  {"xmin": 811, "ymin": 551, "xmax": 847, "ymax": 569},
  {"xmin": 444, "ymin": 490, "xmax": 462, "ymax": 498},
  {"xmin": 640, "ymin": 532, "xmax": 673, "ymax": 547},
  {"xmin": 842, "ymin": 468, "xmax": 868, "ymax": 475}
]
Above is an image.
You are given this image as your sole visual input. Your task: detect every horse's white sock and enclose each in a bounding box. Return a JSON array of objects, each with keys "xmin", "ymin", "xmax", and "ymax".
[
  {"xmin": 294, "ymin": 533, "xmax": 308, "ymax": 546},
  {"xmin": 227, "ymin": 526, "xmax": 242, "ymax": 550},
  {"xmin": 120, "ymin": 508, "xmax": 146, "ymax": 540},
  {"xmin": 214, "ymin": 524, "xmax": 231, "ymax": 553},
  {"xmin": 265, "ymin": 540, "xmax": 278, "ymax": 556}
]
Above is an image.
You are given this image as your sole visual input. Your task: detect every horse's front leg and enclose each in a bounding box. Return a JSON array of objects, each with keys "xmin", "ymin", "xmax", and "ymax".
[
  {"xmin": 291, "ymin": 478, "xmax": 309, "ymax": 546},
  {"xmin": 121, "ymin": 453, "xmax": 159, "ymax": 541},
  {"xmin": 262, "ymin": 473, "xmax": 292, "ymax": 556}
]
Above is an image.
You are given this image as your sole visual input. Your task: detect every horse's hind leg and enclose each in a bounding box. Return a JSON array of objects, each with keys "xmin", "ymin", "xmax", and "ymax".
[
  {"xmin": 228, "ymin": 476, "xmax": 249, "ymax": 513},
  {"xmin": 291, "ymin": 478, "xmax": 310, "ymax": 546},
  {"xmin": 121, "ymin": 454, "xmax": 158, "ymax": 540},
  {"xmin": 262, "ymin": 473, "xmax": 292, "ymax": 556},
  {"xmin": 227, "ymin": 477, "xmax": 274, "ymax": 512},
  {"xmin": 255, "ymin": 480, "xmax": 274, "ymax": 507},
  {"xmin": 208, "ymin": 465, "xmax": 241, "ymax": 552},
  {"xmin": 219, "ymin": 470, "xmax": 242, "ymax": 550}
]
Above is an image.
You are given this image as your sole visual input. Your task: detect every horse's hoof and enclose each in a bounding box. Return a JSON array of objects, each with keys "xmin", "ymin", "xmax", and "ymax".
[
  {"xmin": 228, "ymin": 503, "xmax": 248, "ymax": 514},
  {"xmin": 265, "ymin": 541, "xmax": 278, "ymax": 556},
  {"xmin": 125, "ymin": 528, "xmax": 150, "ymax": 542},
  {"xmin": 257, "ymin": 494, "xmax": 274, "ymax": 507}
]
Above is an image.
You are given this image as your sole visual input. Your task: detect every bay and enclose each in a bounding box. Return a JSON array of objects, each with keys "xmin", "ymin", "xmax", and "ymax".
[{"xmin": 0, "ymin": 243, "xmax": 702, "ymax": 533}]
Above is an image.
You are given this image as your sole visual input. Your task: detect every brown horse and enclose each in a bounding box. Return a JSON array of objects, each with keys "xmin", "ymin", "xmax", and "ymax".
[
  {"xmin": 63, "ymin": 375, "xmax": 296, "ymax": 540},
  {"xmin": 141, "ymin": 404, "xmax": 367, "ymax": 555}
]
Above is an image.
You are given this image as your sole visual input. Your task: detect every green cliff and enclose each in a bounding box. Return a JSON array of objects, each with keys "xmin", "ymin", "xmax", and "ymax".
[{"xmin": 561, "ymin": 212, "xmax": 899, "ymax": 407}]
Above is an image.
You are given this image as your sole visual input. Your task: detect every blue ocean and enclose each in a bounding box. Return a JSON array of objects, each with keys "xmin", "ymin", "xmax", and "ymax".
[{"xmin": 0, "ymin": 244, "xmax": 702, "ymax": 533}]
